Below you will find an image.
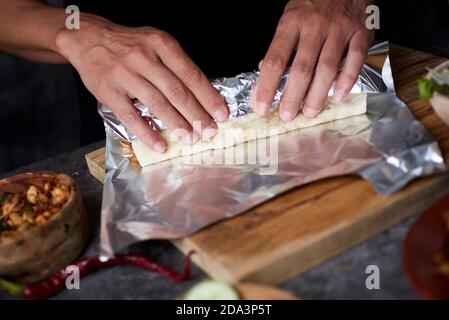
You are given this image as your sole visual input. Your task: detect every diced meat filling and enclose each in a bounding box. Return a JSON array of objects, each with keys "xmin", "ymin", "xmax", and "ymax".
[{"xmin": 0, "ymin": 180, "xmax": 70, "ymax": 236}]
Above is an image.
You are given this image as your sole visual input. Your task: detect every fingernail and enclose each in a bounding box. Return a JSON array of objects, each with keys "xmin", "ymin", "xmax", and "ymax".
[
  {"xmin": 334, "ymin": 90, "xmax": 346, "ymax": 102},
  {"xmin": 202, "ymin": 126, "xmax": 217, "ymax": 140},
  {"xmin": 255, "ymin": 102, "xmax": 268, "ymax": 115},
  {"xmin": 153, "ymin": 141, "xmax": 166, "ymax": 153},
  {"xmin": 280, "ymin": 109, "xmax": 295, "ymax": 122},
  {"xmin": 303, "ymin": 107, "xmax": 320, "ymax": 118},
  {"xmin": 184, "ymin": 131, "xmax": 200, "ymax": 144},
  {"xmin": 214, "ymin": 109, "xmax": 228, "ymax": 122}
]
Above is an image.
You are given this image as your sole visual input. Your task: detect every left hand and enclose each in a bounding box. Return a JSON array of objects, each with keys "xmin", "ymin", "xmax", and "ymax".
[{"xmin": 255, "ymin": 0, "xmax": 374, "ymax": 121}]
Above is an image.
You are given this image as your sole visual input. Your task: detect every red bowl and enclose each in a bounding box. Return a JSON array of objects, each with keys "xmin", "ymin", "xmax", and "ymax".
[{"xmin": 403, "ymin": 194, "xmax": 449, "ymax": 299}]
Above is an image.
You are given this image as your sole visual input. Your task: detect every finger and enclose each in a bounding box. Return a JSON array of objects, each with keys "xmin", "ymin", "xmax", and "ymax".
[
  {"xmin": 128, "ymin": 52, "xmax": 217, "ymax": 141},
  {"xmin": 334, "ymin": 31, "xmax": 369, "ymax": 101},
  {"xmin": 121, "ymin": 71, "xmax": 196, "ymax": 144},
  {"xmin": 303, "ymin": 33, "xmax": 347, "ymax": 118},
  {"xmin": 110, "ymin": 94, "xmax": 167, "ymax": 153},
  {"xmin": 148, "ymin": 63, "xmax": 218, "ymax": 141},
  {"xmin": 255, "ymin": 17, "xmax": 299, "ymax": 116},
  {"xmin": 278, "ymin": 30, "xmax": 325, "ymax": 121},
  {"xmin": 152, "ymin": 34, "xmax": 229, "ymax": 123}
]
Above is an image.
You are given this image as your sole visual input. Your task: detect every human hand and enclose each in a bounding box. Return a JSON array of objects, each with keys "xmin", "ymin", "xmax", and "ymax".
[
  {"xmin": 55, "ymin": 16, "xmax": 229, "ymax": 153},
  {"xmin": 256, "ymin": 0, "xmax": 374, "ymax": 121}
]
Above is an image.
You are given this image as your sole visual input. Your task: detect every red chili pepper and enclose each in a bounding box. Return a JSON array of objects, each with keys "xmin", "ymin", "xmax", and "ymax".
[{"xmin": 0, "ymin": 251, "xmax": 194, "ymax": 299}]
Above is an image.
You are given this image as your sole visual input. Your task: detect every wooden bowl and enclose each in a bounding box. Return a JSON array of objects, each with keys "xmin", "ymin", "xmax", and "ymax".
[
  {"xmin": 0, "ymin": 172, "xmax": 88, "ymax": 283},
  {"xmin": 428, "ymin": 61, "xmax": 449, "ymax": 126}
]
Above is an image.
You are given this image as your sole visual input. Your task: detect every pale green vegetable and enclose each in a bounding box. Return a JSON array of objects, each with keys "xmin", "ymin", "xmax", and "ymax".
[{"xmin": 184, "ymin": 280, "xmax": 240, "ymax": 300}]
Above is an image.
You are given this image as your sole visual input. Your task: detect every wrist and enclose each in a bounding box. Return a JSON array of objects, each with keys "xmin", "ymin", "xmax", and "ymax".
[
  {"xmin": 54, "ymin": 13, "xmax": 111, "ymax": 63},
  {"xmin": 27, "ymin": 6, "xmax": 70, "ymax": 54}
]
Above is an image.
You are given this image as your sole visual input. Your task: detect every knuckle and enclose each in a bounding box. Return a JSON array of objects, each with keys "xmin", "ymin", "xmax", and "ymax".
[
  {"xmin": 294, "ymin": 60, "xmax": 314, "ymax": 78},
  {"xmin": 342, "ymin": 72, "xmax": 359, "ymax": 85},
  {"xmin": 182, "ymin": 67, "xmax": 203, "ymax": 87},
  {"xmin": 143, "ymin": 92, "xmax": 164, "ymax": 109},
  {"xmin": 150, "ymin": 31, "xmax": 175, "ymax": 50},
  {"xmin": 148, "ymin": 102, "xmax": 164, "ymax": 114},
  {"xmin": 119, "ymin": 110, "xmax": 139, "ymax": 126},
  {"xmin": 110, "ymin": 64, "xmax": 128, "ymax": 78},
  {"xmin": 125, "ymin": 46, "xmax": 146, "ymax": 63},
  {"xmin": 320, "ymin": 56, "xmax": 338, "ymax": 72},
  {"xmin": 264, "ymin": 54, "xmax": 285, "ymax": 72},
  {"xmin": 351, "ymin": 46, "xmax": 367, "ymax": 60},
  {"xmin": 207, "ymin": 94, "xmax": 225, "ymax": 110},
  {"xmin": 95, "ymin": 81, "xmax": 112, "ymax": 96},
  {"xmin": 336, "ymin": 16, "xmax": 356, "ymax": 31},
  {"xmin": 258, "ymin": 86, "xmax": 273, "ymax": 98},
  {"xmin": 310, "ymin": 14, "xmax": 328, "ymax": 28},
  {"xmin": 279, "ymin": 10, "xmax": 298, "ymax": 29},
  {"xmin": 168, "ymin": 83, "xmax": 188, "ymax": 101}
]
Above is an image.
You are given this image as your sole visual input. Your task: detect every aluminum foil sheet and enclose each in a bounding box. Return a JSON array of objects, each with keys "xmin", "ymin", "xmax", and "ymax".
[{"xmin": 98, "ymin": 42, "xmax": 447, "ymax": 255}]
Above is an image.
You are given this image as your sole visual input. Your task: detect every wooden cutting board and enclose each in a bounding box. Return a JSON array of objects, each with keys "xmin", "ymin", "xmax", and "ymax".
[{"xmin": 85, "ymin": 44, "xmax": 449, "ymax": 285}]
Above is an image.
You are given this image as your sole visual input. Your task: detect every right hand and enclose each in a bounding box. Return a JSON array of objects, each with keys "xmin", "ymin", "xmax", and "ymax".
[{"xmin": 55, "ymin": 15, "xmax": 229, "ymax": 153}]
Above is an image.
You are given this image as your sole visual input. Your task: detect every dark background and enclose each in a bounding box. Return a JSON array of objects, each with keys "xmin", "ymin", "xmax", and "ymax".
[{"xmin": 1, "ymin": 0, "xmax": 448, "ymax": 174}]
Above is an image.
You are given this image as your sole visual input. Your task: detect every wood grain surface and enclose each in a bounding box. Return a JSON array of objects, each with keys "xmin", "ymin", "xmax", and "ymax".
[
  {"xmin": 85, "ymin": 44, "xmax": 449, "ymax": 285},
  {"xmin": 235, "ymin": 283, "xmax": 299, "ymax": 300}
]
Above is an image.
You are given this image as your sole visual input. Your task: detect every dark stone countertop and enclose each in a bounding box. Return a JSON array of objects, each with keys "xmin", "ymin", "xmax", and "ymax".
[{"xmin": 0, "ymin": 140, "xmax": 418, "ymax": 300}]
